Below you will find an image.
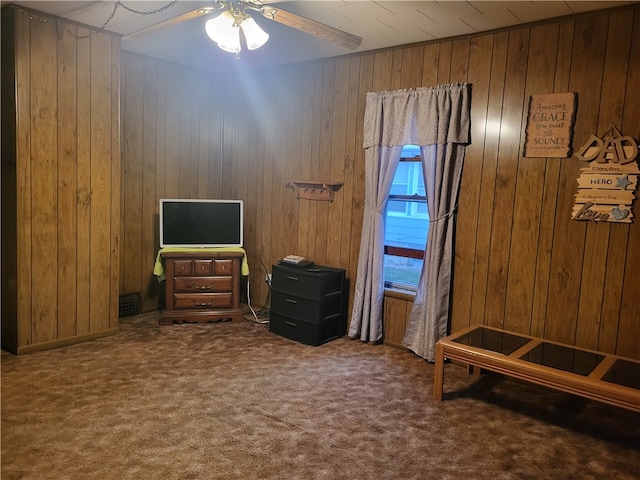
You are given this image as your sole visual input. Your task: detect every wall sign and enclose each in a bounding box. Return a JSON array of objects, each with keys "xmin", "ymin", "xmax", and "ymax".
[
  {"xmin": 523, "ymin": 92, "xmax": 577, "ymax": 158},
  {"xmin": 572, "ymin": 125, "xmax": 639, "ymax": 223}
]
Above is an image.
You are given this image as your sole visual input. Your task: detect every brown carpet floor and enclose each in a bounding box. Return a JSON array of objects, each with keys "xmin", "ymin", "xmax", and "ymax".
[{"xmin": 2, "ymin": 312, "xmax": 639, "ymax": 480}]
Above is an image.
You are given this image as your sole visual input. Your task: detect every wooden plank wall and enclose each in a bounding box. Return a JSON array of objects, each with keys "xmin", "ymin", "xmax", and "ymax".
[
  {"xmin": 451, "ymin": 7, "xmax": 640, "ymax": 359},
  {"xmin": 120, "ymin": 5, "xmax": 639, "ymax": 359},
  {"xmin": 120, "ymin": 55, "xmax": 225, "ymax": 312},
  {"xmin": 1, "ymin": 7, "xmax": 121, "ymax": 353}
]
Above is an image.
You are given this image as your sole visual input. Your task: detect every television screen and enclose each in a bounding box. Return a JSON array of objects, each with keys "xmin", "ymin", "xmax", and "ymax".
[{"xmin": 159, "ymin": 199, "xmax": 243, "ymax": 248}]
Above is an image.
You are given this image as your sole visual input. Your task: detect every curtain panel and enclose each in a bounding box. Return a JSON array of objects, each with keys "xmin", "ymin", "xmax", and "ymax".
[{"xmin": 349, "ymin": 83, "xmax": 471, "ymax": 361}]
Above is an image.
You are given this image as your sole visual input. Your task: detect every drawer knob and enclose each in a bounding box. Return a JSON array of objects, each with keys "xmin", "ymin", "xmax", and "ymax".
[
  {"xmin": 285, "ymin": 298, "xmax": 298, "ymax": 304},
  {"xmin": 201, "ymin": 265, "xmax": 206, "ymax": 271},
  {"xmin": 286, "ymin": 275, "xmax": 299, "ymax": 281},
  {"xmin": 192, "ymin": 281, "xmax": 215, "ymax": 290},
  {"xmin": 192, "ymin": 299, "xmax": 214, "ymax": 307}
]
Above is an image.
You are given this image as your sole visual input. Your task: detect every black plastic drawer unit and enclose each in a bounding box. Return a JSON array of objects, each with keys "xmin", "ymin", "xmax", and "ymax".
[{"xmin": 269, "ymin": 263, "xmax": 347, "ymax": 346}]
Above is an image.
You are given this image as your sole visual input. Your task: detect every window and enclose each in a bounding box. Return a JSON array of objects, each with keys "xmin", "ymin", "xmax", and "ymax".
[{"xmin": 384, "ymin": 145, "xmax": 428, "ymax": 291}]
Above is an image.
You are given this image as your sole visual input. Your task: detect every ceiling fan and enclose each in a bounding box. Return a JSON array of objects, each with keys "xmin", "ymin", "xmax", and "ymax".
[{"xmin": 124, "ymin": 1, "xmax": 363, "ymax": 55}]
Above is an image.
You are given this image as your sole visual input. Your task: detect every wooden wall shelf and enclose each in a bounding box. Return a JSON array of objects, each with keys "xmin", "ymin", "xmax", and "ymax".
[{"xmin": 286, "ymin": 180, "xmax": 343, "ymax": 202}]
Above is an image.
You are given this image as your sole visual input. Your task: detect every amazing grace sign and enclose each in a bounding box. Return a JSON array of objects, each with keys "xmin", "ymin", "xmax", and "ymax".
[{"xmin": 523, "ymin": 92, "xmax": 577, "ymax": 158}]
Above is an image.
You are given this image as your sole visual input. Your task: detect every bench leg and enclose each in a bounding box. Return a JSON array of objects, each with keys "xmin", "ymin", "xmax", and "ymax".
[
  {"xmin": 434, "ymin": 342, "xmax": 445, "ymax": 401},
  {"xmin": 467, "ymin": 364, "xmax": 481, "ymax": 376}
]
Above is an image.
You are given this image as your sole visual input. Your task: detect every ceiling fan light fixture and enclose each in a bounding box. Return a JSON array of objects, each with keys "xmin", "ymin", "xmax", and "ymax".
[
  {"xmin": 216, "ymin": 31, "xmax": 242, "ymax": 54},
  {"xmin": 205, "ymin": 11, "xmax": 241, "ymax": 54},
  {"xmin": 240, "ymin": 16, "xmax": 269, "ymax": 50}
]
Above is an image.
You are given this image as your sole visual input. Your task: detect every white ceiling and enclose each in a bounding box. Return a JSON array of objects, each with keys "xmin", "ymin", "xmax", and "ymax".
[{"xmin": 3, "ymin": 1, "xmax": 636, "ymax": 72}]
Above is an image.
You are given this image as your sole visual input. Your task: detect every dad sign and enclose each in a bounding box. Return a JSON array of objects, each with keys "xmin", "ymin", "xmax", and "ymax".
[{"xmin": 572, "ymin": 125, "xmax": 638, "ymax": 223}]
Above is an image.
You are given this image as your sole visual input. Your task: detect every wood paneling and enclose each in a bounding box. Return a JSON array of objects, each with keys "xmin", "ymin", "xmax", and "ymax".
[
  {"xmin": 1, "ymin": 7, "xmax": 120, "ymax": 354},
  {"xmin": 450, "ymin": 34, "xmax": 493, "ymax": 332},
  {"xmin": 1, "ymin": 8, "xmax": 19, "ymax": 349},
  {"xmin": 383, "ymin": 294, "xmax": 413, "ymax": 349},
  {"xmin": 119, "ymin": 5, "xmax": 639, "ymax": 359},
  {"xmin": 119, "ymin": 54, "xmax": 225, "ymax": 311},
  {"xmin": 57, "ymin": 22, "xmax": 78, "ymax": 339},
  {"xmin": 30, "ymin": 13, "xmax": 58, "ymax": 345},
  {"xmin": 616, "ymin": 7, "xmax": 640, "ymax": 358},
  {"xmin": 76, "ymin": 25, "xmax": 93, "ymax": 337},
  {"xmin": 593, "ymin": 11, "xmax": 632, "ymax": 355},
  {"xmin": 456, "ymin": 9, "xmax": 638, "ymax": 358}
]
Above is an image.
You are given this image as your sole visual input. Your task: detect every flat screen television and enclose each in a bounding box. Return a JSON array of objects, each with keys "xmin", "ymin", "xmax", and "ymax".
[{"xmin": 159, "ymin": 199, "xmax": 243, "ymax": 248}]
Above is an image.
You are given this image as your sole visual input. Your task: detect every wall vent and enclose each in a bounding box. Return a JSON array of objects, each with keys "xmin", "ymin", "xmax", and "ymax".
[{"xmin": 119, "ymin": 292, "xmax": 142, "ymax": 318}]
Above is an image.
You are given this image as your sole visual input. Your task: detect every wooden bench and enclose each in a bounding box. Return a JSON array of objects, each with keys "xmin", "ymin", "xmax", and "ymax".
[{"xmin": 434, "ymin": 325, "xmax": 640, "ymax": 413}]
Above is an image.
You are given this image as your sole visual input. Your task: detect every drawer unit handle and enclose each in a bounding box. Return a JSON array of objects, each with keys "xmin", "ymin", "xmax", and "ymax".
[
  {"xmin": 192, "ymin": 299, "xmax": 213, "ymax": 307},
  {"xmin": 191, "ymin": 281, "xmax": 214, "ymax": 290},
  {"xmin": 286, "ymin": 275, "xmax": 299, "ymax": 281},
  {"xmin": 285, "ymin": 321, "xmax": 297, "ymax": 327},
  {"xmin": 285, "ymin": 298, "xmax": 298, "ymax": 304}
]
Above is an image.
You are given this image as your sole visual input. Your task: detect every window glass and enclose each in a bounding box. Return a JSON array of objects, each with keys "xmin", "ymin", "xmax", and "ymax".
[
  {"xmin": 384, "ymin": 145, "xmax": 428, "ymax": 291},
  {"xmin": 384, "ymin": 255, "xmax": 424, "ymax": 289}
]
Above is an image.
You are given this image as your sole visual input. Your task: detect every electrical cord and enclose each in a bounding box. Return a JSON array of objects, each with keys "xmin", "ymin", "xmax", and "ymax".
[
  {"xmin": 243, "ymin": 252, "xmax": 271, "ymax": 324},
  {"xmin": 8, "ymin": 1, "xmax": 180, "ymax": 39},
  {"xmin": 245, "ymin": 282, "xmax": 270, "ymax": 325}
]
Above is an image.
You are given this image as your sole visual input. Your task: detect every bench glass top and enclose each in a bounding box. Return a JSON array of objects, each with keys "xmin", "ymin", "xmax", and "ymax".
[
  {"xmin": 448, "ymin": 325, "xmax": 640, "ymax": 391},
  {"xmin": 520, "ymin": 342, "xmax": 604, "ymax": 376},
  {"xmin": 453, "ymin": 328, "xmax": 530, "ymax": 356},
  {"xmin": 601, "ymin": 359, "xmax": 640, "ymax": 390}
]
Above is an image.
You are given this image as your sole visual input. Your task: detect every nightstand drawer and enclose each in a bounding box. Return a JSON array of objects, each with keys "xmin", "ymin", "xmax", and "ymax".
[
  {"xmin": 173, "ymin": 293, "xmax": 233, "ymax": 309},
  {"xmin": 171, "ymin": 259, "xmax": 233, "ymax": 278},
  {"xmin": 174, "ymin": 276, "xmax": 232, "ymax": 293},
  {"xmin": 214, "ymin": 259, "xmax": 233, "ymax": 275},
  {"xmin": 193, "ymin": 259, "xmax": 213, "ymax": 275},
  {"xmin": 174, "ymin": 259, "xmax": 193, "ymax": 276}
]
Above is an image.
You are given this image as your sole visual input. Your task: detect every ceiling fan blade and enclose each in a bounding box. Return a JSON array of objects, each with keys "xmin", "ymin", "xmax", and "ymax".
[
  {"xmin": 123, "ymin": 7, "xmax": 218, "ymax": 40},
  {"xmin": 262, "ymin": 7, "xmax": 362, "ymax": 50}
]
